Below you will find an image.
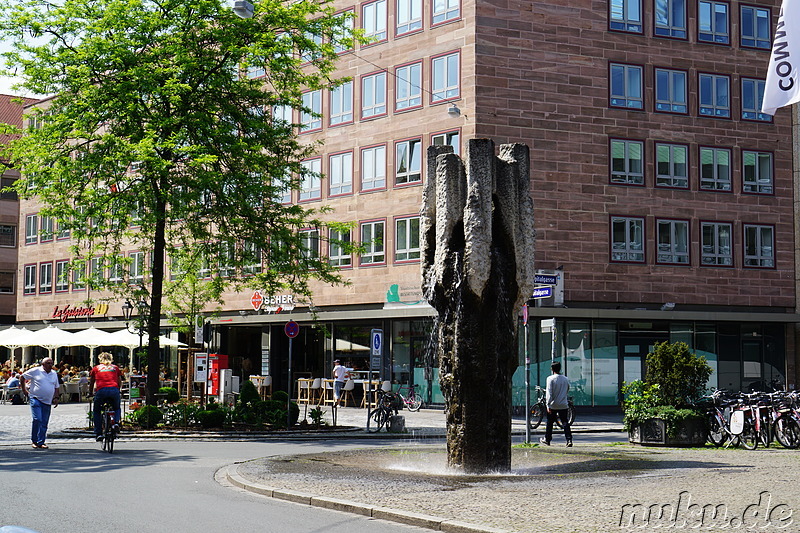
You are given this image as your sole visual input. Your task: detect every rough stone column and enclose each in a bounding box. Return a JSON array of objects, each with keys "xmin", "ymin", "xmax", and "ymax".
[{"xmin": 421, "ymin": 138, "xmax": 535, "ymax": 473}]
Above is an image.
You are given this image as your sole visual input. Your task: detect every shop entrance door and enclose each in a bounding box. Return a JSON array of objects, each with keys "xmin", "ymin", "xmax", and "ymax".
[{"xmin": 618, "ymin": 332, "xmax": 669, "ymax": 384}]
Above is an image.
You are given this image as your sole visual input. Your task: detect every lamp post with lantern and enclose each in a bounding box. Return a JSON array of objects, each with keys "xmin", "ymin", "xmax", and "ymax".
[{"xmin": 122, "ymin": 298, "xmax": 149, "ymax": 371}]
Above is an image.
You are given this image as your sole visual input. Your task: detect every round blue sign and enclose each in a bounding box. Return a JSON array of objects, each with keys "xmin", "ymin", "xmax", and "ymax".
[{"xmin": 284, "ymin": 320, "xmax": 299, "ymax": 338}]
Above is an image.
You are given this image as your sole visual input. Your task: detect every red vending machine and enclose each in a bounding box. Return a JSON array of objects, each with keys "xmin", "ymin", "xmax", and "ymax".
[{"xmin": 207, "ymin": 354, "xmax": 229, "ymax": 396}]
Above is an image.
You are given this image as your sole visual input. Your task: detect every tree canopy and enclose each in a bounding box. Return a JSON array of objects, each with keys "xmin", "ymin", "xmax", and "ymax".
[{"xmin": 0, "ymin": 0, "xmax": 359, "ymax": 403}]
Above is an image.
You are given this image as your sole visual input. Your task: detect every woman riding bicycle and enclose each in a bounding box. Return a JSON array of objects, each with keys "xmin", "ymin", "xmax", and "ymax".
[{"xmin": 89, "ymin": 352, "xmax": 123, "ymax": 442}]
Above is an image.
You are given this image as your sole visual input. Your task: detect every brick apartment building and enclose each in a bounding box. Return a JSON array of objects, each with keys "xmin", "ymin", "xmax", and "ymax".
[{"xmin": 10, "ymin": 0, "xmax": 798, "ymax": 406}]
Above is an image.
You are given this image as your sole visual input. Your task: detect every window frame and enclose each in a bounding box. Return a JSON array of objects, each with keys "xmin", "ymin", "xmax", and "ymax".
[
  {"xmin": 742, "ymin": 149, "xmax": 774, "ymax": 195},
  {"xmin": 699, "ymin": 145, "xmax": 732, "ymax": 192},
  {"xmin": 609, "ymin": 0, "xmax": 643, "ymax": 33},
  {"xmin": 361, "ymin": 70, "xmax": 388, "ymax": 120},
  {"xmin": 656, "ymin": 218, "xmax": 690, "ymax": 266},
  {"xmin": 38, "ymin": 261, "xmax": 53, "ymax": 294},
  {"xmin": 0, "ymin": 224, "xmax": 16, "ymax": 247},
  {"xmin": 610, "ymin": 215, "xmax": 646, "ymax": 264},
  {"xmin": 328, "ymin": 228, "xmax": 353, "ymax": 268},
  {"xmin": 654, "ymin": 0, "xmax": 687, "ymax": 39},
  {"xmin": 394, "ymin": 215, "xmax": 421, "ymax": 263},
  {"xmin": 333, "ymin": 8, "xmax": 355, "ymax": 54},
  {"xmin": 55, "ymin": 259, "xmax": 70, "ymax": 293},
  {"xmin": 430, "ymin": 51, "xmax": 460, "ymax": 104},
  {"xmin": 396, "ymin": 0, "xmax": 423, "ymax": 36},
  {"xmin": 609, "ymin": 138, "xmax": 645, "ymax": 186},
  {"xmin": 431, "ymin": 129, "xmax": 461, "ymax": 155},
  {"xmin": 655, "ymin": 142, "xmax": 689, "ymax": 189},
  {"xmin": 0, "ymin": 271, "xmax": 15, "ymax": 295},
  {"xmin": 609, "ymin": 62, "xmax": 644, "ymax": 110},
  {"xmin": 700, "ymin": 220, "xmax": 734, "ymax": 267},
  {"xmin": 360, "ymin": 144, "xmax": 387, "ymax": 192},
  {"xmin": 741, "ymin": 77, "xmax": 772, "ymax": 122},
  {"xmin": 698, "ymin": 72, "xmax": 731, "ymax": 119},
  {"xmin": 300, "ymin": 89, "xmax": 322, "ymax": 133},
  {"xmin": 743, "ymin": 223, "xmax": 776, "ymax": 269},
  {"xmin": 299, "ymin": 158, "xmax": 322, "ymax": 202},
  {"xmin": 431, "ymin": 0, "xmax": 460, "ymax": 26},
  {"xmin": 654, "ymin": 67, "xmax": 688, "ymax": 114},
  {"xmin": 129, "ymin": 250, "xmax": 146, "ymax": 285},
  {"xmin": 23, "ymin": 264, "xmax": 36, "ymax": 295},
  {"xmin": 394, "ymin": 137, "xmax": 423, "ymax": 186},
  {"xmin": 740, "ymin": 4, "xmax": 771, "ymax": 50},
  {"xmin": 361, "ymin": 0, "xmax": 388, "ymax": 44},
  {"xmin": 71, "ymin": 260, "xmax": 86, "ymax": 291},
  {"xmin": 395, "ymin": 61, "xmax": 423, "ymax": 112},
  {"xmin": 360, "ymin": 219, "xmax": 386, "ymax": 266},
  {"xmin": 39, "ymin": 215, "xmax": 54, "ymax": 243},
  {"xmin": 299, "ymin": 229, "xmax": 320, "ymax": 262},
  {"xmin": 328, "ymin": 150, "xmax": 354, "ymax": 197},
  {"xmin": 25, "ymin": 214, "xmax": 37, "ymax": 245},
  {"xmin": 697, "ymin": 0, "xmax": 730, "ymax": 45},
  {"xmin": 329, "ymin": 81, "xmax": 354, "ymax": 126}
]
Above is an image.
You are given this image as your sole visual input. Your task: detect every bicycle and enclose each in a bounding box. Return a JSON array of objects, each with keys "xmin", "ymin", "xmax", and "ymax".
[
  {"xmin": 367, "ymin": 389, "xmax": 401, "ymax": 433},
  {"xmin": 396, "ymin": 383, "xmax": 423, "ymax": 412},
  {"xmin": 529, "ymin": 386, "xmax": 575, "ymax": 431},
  {"xmin": 97, "ymin": 399, "xmax": 118, "ymax": 453}
]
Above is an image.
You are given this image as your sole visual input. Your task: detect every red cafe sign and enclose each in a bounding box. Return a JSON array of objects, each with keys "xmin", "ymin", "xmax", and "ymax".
[{"xmin": 52, "ymin": 303, "xmax": 109, "ymax": 323}]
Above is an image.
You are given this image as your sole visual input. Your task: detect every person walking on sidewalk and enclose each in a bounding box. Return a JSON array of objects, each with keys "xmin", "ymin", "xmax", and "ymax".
[
  {"xmin": 20, "ymin": 357, "xmax": 60, "ymax": 449},
  {"xmin": 540, "ymin": 361, "xmax": 573, "ymax": 447}
]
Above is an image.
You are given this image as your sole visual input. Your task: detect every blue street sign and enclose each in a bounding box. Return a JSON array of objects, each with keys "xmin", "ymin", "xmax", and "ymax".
[
  {"xmin": 534, "ymin": 274, "xmax": 558, "ymax": 285},
  {"xmin": 531, "ymin": 286, "xmax": 553, "ymax": 299},
  {"xmin": 284, "ymin": 320, "xmax": 299, "ymax": 338}
]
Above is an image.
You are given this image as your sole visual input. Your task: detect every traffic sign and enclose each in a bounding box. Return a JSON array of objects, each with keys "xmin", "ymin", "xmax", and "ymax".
[
  {"xmin": 531, "ymin": 286, "xmax": 552, "ymax": 299},
  {"xmin": 284, "ymin": 320, "xmax": 299, "ymax": 338},
  {"xmin": 371, "ymin": 329, "xmax": 383, "ymax": 356},
  {"xmin": 250, "ymin": 290, "xmax": 263, "ymax": 311},
  {"xmin": 534, "ymin": 274, "xmax": 558, "ymax": 285}
]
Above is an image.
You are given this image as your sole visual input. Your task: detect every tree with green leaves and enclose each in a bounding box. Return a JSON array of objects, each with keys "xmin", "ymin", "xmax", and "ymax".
[{"xmin": 0, "ymin": 0, "xmax": 360, "ymax": 405}]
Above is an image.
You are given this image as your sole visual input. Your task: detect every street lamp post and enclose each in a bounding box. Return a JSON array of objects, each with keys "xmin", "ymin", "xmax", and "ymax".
[{"xmin": 122, "ymin": 298, "xmax": 149, "ymax": 370}]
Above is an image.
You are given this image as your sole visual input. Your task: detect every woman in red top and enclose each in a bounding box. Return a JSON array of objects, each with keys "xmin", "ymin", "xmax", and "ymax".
[{"xmin": 89, "ymin": 352, "xmax": 123, "ymax": 441}]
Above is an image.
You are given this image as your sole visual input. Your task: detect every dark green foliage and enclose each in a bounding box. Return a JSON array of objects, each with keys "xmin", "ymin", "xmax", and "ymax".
[
  {"xmin": 134, "ymin": 405, "xmax": 164, "ymax": 428},
  {"xmin": 197, "ymin": 409, "xmax": 226, "ymax": 429},
  {"xmin": 645, "ymin": 341, "xmax": 713, "ymax": 406},
  {"xmin": 239, "ymin": 379, "xmax": 260, "ymax": 406},
  {"xmin": 206, "ymin": 400, "xmax": 219, "ymax": 411},
  {"xmin": 272, "ymin": 390, "xmax": 289, "ymax": 403},
  {"xmin": 159, "ymin": 387, "xmax": 180, "ymax": 404}
]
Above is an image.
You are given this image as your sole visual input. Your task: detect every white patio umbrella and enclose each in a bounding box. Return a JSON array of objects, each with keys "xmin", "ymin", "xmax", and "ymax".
[
  {"xmin": 28, "ymin": 326, "xmax": 77, "ymax": 363},
  {"xmin": 69, "ymin": 327, "xmax": 119, "ymax": 366},
  {"xmin": 0, "ymin": 326, "xmax": 32, "ymax": 369},
  {"xmin": 106, "ymin": 329, "xmax": 186, "ymax": 371}
]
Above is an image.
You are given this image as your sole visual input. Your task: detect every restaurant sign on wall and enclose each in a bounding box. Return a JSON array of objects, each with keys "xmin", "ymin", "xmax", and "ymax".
[{"xmin": 51, "ymin": 303, "xmax": 109, "ymax": 322}]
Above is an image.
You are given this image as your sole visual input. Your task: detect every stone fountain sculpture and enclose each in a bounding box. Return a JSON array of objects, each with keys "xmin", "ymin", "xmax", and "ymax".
[{"xmin": 421, "ymin": 139, "xmax": 535, "ymax": 474}]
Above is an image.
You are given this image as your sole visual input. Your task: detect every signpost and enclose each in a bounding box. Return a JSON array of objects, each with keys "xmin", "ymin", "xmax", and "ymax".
[
  {"xmin": 523, "ymin": 304, "xmax": 531, "ymax": 442},
  {"xmin": 368, "ymin": 328, "xmax": 383, "ymax": 426},
  {"xmin": 285, "ymin": 320, "xmax": 299, "ymax": 428},
  {"xmin": 532, "ymin": 286, "xmax": 552, "ymax": 299}
]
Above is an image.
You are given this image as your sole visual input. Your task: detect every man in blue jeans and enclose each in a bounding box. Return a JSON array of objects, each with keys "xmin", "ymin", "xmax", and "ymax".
[
  {"xmin": 539, "ymin": 361, "xmax": 573, "ymax": 447},
  {"xmin": 20, "ymin": 357, "xmax": 60, "ymax": 449}
]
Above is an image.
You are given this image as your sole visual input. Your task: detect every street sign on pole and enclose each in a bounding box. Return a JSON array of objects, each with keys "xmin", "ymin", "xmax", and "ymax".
[
  {"xmin": 284, "ymin": 320, "xmax": 299, "ymax": 338},
  {"xmin": 534, "ymin": 274, "xmax": 558, "ymax": 285},
  {"xmin": 532, "ymin": 286, "xmax": 553, "ymax": 299},
  {"xmin": 370, "ymin": 329, "xmax": 383, "ymax": 371}
]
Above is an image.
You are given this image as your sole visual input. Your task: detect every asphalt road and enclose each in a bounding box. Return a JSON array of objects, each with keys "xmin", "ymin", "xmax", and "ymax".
[{"xmin": 1, "ymin": 439, "xmax": 433, "ymax": 533}]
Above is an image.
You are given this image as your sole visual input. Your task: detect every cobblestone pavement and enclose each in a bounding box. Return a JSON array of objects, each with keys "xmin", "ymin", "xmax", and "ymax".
[{"xmin": 232, "ymin": 443, "xmax": 800, "ymax": 533}]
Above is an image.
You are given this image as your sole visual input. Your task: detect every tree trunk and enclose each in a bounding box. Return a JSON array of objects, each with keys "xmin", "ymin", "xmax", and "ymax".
[{"xmin": 146, "ymin": 203, "xmax": 167, "ymax": 406}]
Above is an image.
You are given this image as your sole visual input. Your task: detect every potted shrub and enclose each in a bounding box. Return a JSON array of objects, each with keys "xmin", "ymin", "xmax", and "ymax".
[{"xmin": 623, "ymin": 341, "xmax": 712, "ymax": 446}]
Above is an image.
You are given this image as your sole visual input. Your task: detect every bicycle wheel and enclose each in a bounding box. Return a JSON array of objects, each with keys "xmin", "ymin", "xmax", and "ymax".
[
  {"xmin": 367, "ymin": 408, "xmax": 387, "ymax": 433},
  {"xmin": 566, "ymin": 403, "xmax": 576, "ymax": 426},
  {"xmin": 104, "ymin": 412, "xmax": 115, "ymax": 454},
  {"xmin": 758, "ymin": 416, "xmax": 771, "ymax": 448},
  {"xmin": 707, "ymin": 414, "xmax": 727, "ymax": 447},
  {"xmin": 740, "ymin": 422, "xmax": 758, "ymax": 450},
  {"xmin": 529, "ymin": 403, "xmax": 545, "ymax": 430},
  {"xmin": 407, "ymin": 392, "xmax": 422, "ymax": 412},
  {"xmin": 774, "ymin": 415, "xmax": 800, "ymax": 449}
]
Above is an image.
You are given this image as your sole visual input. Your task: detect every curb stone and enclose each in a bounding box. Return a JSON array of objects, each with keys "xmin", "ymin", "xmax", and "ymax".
[{"xmin": 224, "ymin": 464, "xmax": 513, "ymax": 533}]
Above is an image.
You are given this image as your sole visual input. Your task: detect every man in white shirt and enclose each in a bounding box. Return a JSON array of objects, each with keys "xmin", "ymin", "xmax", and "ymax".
[
  {"xmin": 332, "ymin": 359, "xmax": 349, "ymax": 407},
  {"xmin": 20, "ymin": 357, "xmax": 60, "ymax": 449},
  {"xmin": 539, "ymin": 361, "xmax": 573, "ymax": 447}
]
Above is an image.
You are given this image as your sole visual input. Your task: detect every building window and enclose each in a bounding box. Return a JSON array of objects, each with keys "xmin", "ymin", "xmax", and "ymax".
[
  {"xmin": 395, "ymin": 139, "xmax": 422, "ymax": 185},
  {"xmin": 275, "ymin": 173, "xmax": 292, "ymax": 204},
  {"xmin": 742, "ymin": 150, "xmax": 773, "ymax": 195},
  {"xmin": 655, "ymin": 0, "xmax": 687, "ymax": 38},
  {"xmin": 611, "ymin": 216, "xmax": 645, "ymax": 263},
  {"xmin": 700, "ymin": 147, "xmax": 731, "ymax": 191},
  {"xmin": 57, "ymin": 220, "xmax": 70, "ymax": 240},
  {"xmin": 744, "ymin": 224, "xmax": 775, "ymax": 268},
  {"xmin": 609, "ymin": 0, "xmax": 642, "ymax": 32},
  {"xmin": 698, "ymin": 0, "xmax": 729, "ymax": 44},
  {"xmin": 395, "ymin": 62, "xmax": 422, "ymax": 111},
  {"xmin": 361, "ymin": 145, "xmax": 386, "ymax": 191},
  {"xmin": 395, "ymin": 216, "xmax": 420, "ymax": 262},
  {"xmin": 360, "ymin": 220, "xmax": 385, "ymax": 265},
  {"xmin": 330, "ymin": 81, "xmax": 353, "ymax": 126},
  {"xmin": 108, "ymin": 255, "xmax": 124, "ymax": 284},
  {"xmin": 655, "ymin": 143, "xmax": 688, "ymax": 188},
  {"xmin": 243, "ymin": 241, "xmax": 262, "ymax": 275},
  {"xmin": 72, "ymin": 261, "xmax": 85, "ymax": 291},
  {"xmin": 655, "ymin": 68, "xmax": 687, "ymax": 113},
  {"xmin": 0, "ymin": 225, "xmax": 15, "ymax": 247},
  {"xmin": 361, "ymin": 71, "xmax": 387, "ymax": 118},
  {"xmin": 39, "ymin": 216, "xmax": 54, "ymax": 242},
  {"xmin": 39, "ymin": 262, "xmax": 53, "ymax": 293},
  {"xmin": 300, "ymin": 90, "xmax": 322, "ymax": 132},
  {"xmin": 610, "ymin": 63, "xmax": 643, "ymax": 109},
  {"xmin": 129, "ymin": 251, "xmax": 145, "ymax": 284},
  {"xmin": 329, "ymin": 151, "xmax": 353, "ymax": 196},
  {"xmin": 300, "ymin": 31, "xmax": 323, "ymax": 63},
  {"xmin": 218, "ymin": 242, "xmax": 236, "ymax": 278},
  {"xmin": 55, "ymin": 260, "xmax": 69, "ymax": 292},
  {"xmin": 432, "ymin": 0, "xmax": 459, "ymax": 25},
  {"xmin": 0, "ymin": 177, "xmax": 18, "ymax": 201},
  {"xmin": 362, "ymin": 0, "xmax": 387, "ymax": 42},
  {"xmin": 701, "ymin": 221, "xmax": 733, "ymax": 266},
  {"xmin": 397, "ymin": 0, "xmax": 422, "ymax": 34},
  {"xmin": 610, "ymin": 139, "xmax": 644, "ymax": 185},
  {"xmin": 25, "ymin": 214, "xmax": 37, "ymax": 245},
  {"xmin": 329, "ymin": 229, "xmax": 352, "ymax": 267},
  {"xmin": 0, "ymin": 271, "xmax": 14, "ymax": 294},
  {"xmin": 742, "ymin": 78, "xmax": 771, "ymax": 122},
  {"xmin": 431, "ymin": 52, "xmax": 459, "ymax": 103},
  {"xmin": 246, "ymin": 64, "xmax": 266, "ymax": 79},
  {"xmin": 432, "ymin": 130, "xmax": 460, "ymax": 154},
  {"xmin": 90, "ymin": 256, "xmax": 105, "ymax": 286},
  {"xmin": 656, "ymin": 219, "xmax": 689, "ymax": 265},
  {"xmin": 741, "ymin": 5, "xmax": 771, "ymax": 49},
  {"xmin": 333, "ymin": 10, "xmax": 354, "ymax": 54},
  {"xmin": 299, "ymin": 158, "xmax": 322, "ymax": 201},
  {"xmin": 699, "ymin": 73, "xmax": 730, "ymax": 118},
  {"xmin": 24, "ymin": 264, "xmax": 36, "ymax": 295},
  {"xmin": 272, "ymin": 104, "xmax": 293, "ymax": 127}
]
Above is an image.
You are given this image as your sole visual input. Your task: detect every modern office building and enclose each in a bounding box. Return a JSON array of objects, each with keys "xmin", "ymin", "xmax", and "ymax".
[{"xmin": 11, "ymin": 0, "xmax": 798, "ymax": 406}]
